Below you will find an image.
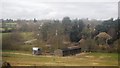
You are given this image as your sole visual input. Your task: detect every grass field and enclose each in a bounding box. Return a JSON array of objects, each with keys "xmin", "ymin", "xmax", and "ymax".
[
  {"xmin": 2, "ymin": 32, "xmax": 34, "ymax": 40},
  {"xmin": 1, "ymin": 32, "xmax": 119, "ymax": 66},
  {"xmin": 2, "ymin": 51, "xmax": 118, "ymax": 66}
]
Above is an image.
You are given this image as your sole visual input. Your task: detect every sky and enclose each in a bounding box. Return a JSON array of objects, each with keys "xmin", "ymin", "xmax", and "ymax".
[{"xmin": 0, "ymin": 0, "xmax": 119, "ymax": 20}]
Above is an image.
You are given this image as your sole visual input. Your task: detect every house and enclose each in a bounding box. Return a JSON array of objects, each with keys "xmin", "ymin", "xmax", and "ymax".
[
  {"xmin": 32, "ymin": 47, "xmax": 41, "ymax": 55},
  {"xmin": 54, "ymin": 46, "xmax": 81, "ymax": 56}
]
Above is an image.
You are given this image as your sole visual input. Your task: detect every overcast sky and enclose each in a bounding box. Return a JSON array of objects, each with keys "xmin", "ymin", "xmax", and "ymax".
[{"xmin": 0, "ymin": 0, "xmax": 119, "ymax": 20}]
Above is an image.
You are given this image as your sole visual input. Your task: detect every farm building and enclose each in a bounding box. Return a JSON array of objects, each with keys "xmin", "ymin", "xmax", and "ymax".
[
  {"xmin": 32, "ymin": 47, "xmax": 41, "ymax": 55},
  {"xmin": 54, "ymin": 46, "xmax": 81, "ymax": 56}
]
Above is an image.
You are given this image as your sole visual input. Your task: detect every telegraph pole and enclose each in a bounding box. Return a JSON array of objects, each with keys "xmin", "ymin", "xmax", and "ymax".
[
  {"xmin": 53, "ymin": 29, "xmax": 58, "ymax": 63},
  {"xmin": 56, "ymin": 30, "xmax": 58, "ymax": 49}
]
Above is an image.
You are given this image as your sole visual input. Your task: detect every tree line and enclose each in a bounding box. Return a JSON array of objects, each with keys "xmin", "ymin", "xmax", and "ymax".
[{"xmin": 2, "ymin": 17, "xmax": 120, "ymax": 53}]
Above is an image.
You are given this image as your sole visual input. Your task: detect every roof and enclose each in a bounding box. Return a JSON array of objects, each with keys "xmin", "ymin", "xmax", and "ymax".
[
  {"xmin": 33, "ymin": 47, "xmax": 40, "ymax": 50},
  {"xmin": 61, "ymin": 48, "xmax": 70, "ymax": 51},
  {"xmin": 61, "ymin": 46, "xmax": 81, "ymax": 51},
  {"xmin": 79, "ymin": 39, "xmax": 85, "ymax": 43},
  {"xmin": 96, "ymin": 32, "xmax": 112, "ymax": 39},
  {"xmin": 68, "ymin": 46, "xmax": 80, "ymax": 49}
]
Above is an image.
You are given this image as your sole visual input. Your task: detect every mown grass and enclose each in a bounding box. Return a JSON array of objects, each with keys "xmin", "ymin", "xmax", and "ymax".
[
  {"xmin": 2, "ymin": 32, "xmax": 34, "ymax": 40},
  {"xmin": 2, "ymin": 32, "xmax": 34, "ymax": 51},
  {"xmin": 2, "ymin": 51, "xmax": 118, "ymax": 66},
  {"xmin": 20, "ymin": 32, "xmax": 34, "ymax": 41},
  {"xmin": 2, "ymin": 50, "xmax": 32, "ymax": 54},
  {"xmin": 1, "ymin": 32, "xmax": 119, "ymax": 66}
]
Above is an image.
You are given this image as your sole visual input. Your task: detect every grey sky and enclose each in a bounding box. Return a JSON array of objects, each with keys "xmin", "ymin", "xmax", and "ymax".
[{"xmin": 0, "ymin": 0, "xmax": 119, "ymax": 20}]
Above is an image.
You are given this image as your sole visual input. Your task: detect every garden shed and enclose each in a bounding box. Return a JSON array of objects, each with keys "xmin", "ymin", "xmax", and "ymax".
[{"xmin": 32, "ymin": 47, "xmax": 41, "ymax": 55}]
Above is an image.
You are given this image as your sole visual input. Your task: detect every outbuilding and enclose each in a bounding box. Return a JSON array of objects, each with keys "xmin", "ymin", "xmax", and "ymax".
[
  {"xmin": 32, "ymin": 47, "xmax": 41, "ymax": 55},
  {"xmin": 54, "ymin": 46, "xmax": 81, "ymax": 56}
]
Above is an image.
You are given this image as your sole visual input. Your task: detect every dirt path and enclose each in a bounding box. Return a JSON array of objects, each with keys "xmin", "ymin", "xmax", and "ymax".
[
  {"xmin": 2, "ymin": 52, "xmax": 56, "ymax": 58},
  {"xmin": 3, "ymin": 52, "xmax": 32, "ymax": 56}
]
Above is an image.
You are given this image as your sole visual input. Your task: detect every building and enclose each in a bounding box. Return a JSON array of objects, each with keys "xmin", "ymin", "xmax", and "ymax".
[
  {"xmin": 54, "ymin": 46, "xmax": 81, "ymax": 56},
  {"xmin": 32, "ymin": 47, "xmax": 41, "ymax": 55}
]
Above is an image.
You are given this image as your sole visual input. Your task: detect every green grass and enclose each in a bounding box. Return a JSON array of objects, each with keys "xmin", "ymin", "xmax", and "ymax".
[
  {"xmin": 20, "ymin": 32, "xmax": 34, "ymax": 40},
  {"xmin": 2, "ymin": 32, "xmax": 37, "ymax": 52},
  {"xmin": 2, "ymin": 51, "xmax": 118, "ymax": 66},
  {"xmin": 5, "ymin": 23, "xmax": 17, "ymax": 25},
  {"xmin": 2, "ymin": 33, "xmax": 11, "ymax": 36},
  {"xmin": 2, "ymin": 32, "xmax": 34, "ymax": 40},
  {"xmin": 2, "ymin": 50, "xmax": 32, "ymax": 54},
  {"xmin": 1, "ymin": 32, "xmax": 119, "ymax": 66},
  {"xmin": 0, "ymin": 34, "xmax": 1, "ymax": 37}
]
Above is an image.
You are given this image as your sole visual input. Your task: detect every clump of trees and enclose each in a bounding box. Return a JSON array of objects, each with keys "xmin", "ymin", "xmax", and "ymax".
[
  {"xmin": 38, "ymin": 17, "xmax": 119, "ymax": 53},
  {"xmin": 94, "ymin": 18, "xmax": 120, "ymax": 52}
]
